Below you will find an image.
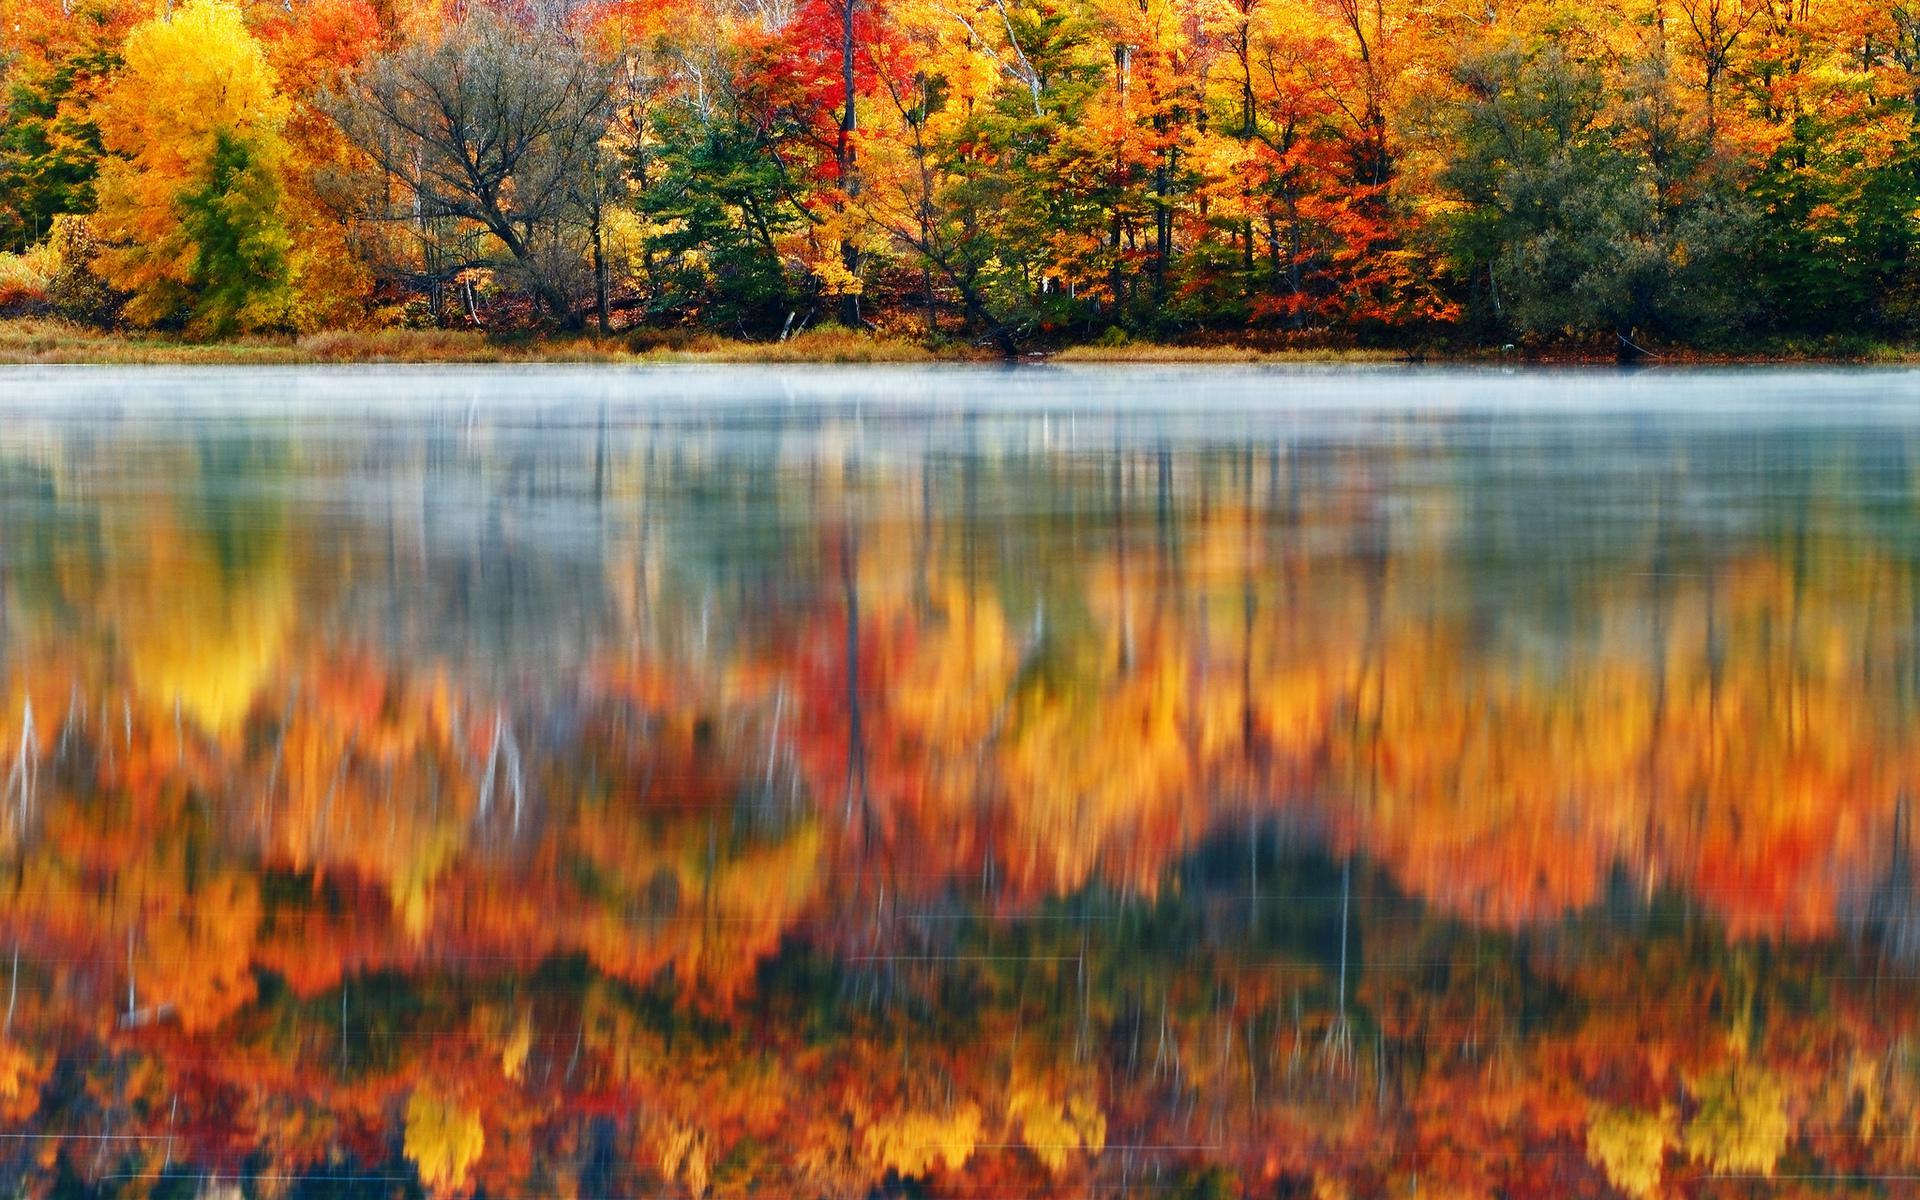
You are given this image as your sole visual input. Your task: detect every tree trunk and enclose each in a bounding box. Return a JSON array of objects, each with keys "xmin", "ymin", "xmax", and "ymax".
[
  {"xmin": 838, "ymin": 0, "xmax": 861, "ymax": 327},
  {"xmin": 592, "ymin": 203, "xmax": 610, "ymax": 336}
]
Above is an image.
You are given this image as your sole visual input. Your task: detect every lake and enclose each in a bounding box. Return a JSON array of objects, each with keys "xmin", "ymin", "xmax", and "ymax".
[{"xmin": 0, "ymin": 364, "xmax": 1916, "ymax": 1196}]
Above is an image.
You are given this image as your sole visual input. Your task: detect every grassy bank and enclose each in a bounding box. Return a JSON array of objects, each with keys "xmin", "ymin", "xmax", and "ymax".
[
  {"xmin": 0, "ymin": 318, "xmax": 1424, "ymax": 366},
  {"xmin": 0, "ymin": 320, "xmax": 951, "ymax": 366},
  {"xmin": 2, "ymin": 317, "xmax": 1916, "ymax": 366}
]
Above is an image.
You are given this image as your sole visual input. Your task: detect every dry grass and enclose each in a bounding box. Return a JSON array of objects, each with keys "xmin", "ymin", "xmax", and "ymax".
[
  {"xmin": 11, "ymin": 317, "xmax": 1903, "ymax": 367},
  {"xmin": 0, "ymin": 318, "xmax": 949, "ymax": 365},
  {"xmin": 0, "ymin": 318, "xmax": 307, "ymax": 364},
  {"xmin": 637, "ymin": 324, "xmax": 943, "ymax": 363},
  {"xmin": 0, "ymin": 320, "xmax": 1376, "ymax": 365},
  {"xmin": 295, "ymin": 328, "xmax": 627, "ymax": 362},
  {"xmin": 1049, "ymin": 341, "xmax": 1408, "ymax": 363}
]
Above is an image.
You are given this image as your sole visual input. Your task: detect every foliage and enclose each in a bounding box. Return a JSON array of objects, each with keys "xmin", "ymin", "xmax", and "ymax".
[
  {"xmin": 1682, "ymin": 1064, "xmax": 1791, "ymax": 1177},
  {"xmin": 0, "ymin": 245, "xmax": 55, "ymax": 313},
  {"xmin": 405, "ymin": 1089, "xmax": 488, "ymax": 1193},
  {"xmin": 638, "ymin": 101, "xmax": 808, "ymax": 333},
  {"xmin": 324, "ymin": 10, "xmax": 616, "ymax": 327},
  {"xmin": 1, "ymin": 0, "xmax": 1917, "ymax": 346},
  {"xmin": 2, "ymin": 425, "xmax": 1920, "ymax": 1191},
  {"xmin": 177, "ymin": 129, "xmax": 294, "ymax": 336},
  {"xmin": 1586, "ymin": 1105, "xmax": 1675, "ymax": 1198},
  {"xmin": 89, "ymin": 0, "xmax": 293, "ymax": 332},
  {"xmin": 1434, "ymin": 41, "xmax": 1757, "ymax": 341},
  {"xmin": 42, "ymin": 214, "xmax": 119, "ymax": 324},
  {"xmin": 861, "ymin": 1105, "xmax": 983, "ymax": 1177},
  {"xmin": 1008, "ymin": 1086, "xmax": 1106, "ymax": 1172},
  {"xmin": 0, "ymin": 1, "xmax": 121, "ymax": 253}
]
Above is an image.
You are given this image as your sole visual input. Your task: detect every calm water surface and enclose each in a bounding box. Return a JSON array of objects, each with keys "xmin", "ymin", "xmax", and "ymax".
[{"xmin": 0, "ymin": 365, "xmax": 1917, "ymax": 1197}]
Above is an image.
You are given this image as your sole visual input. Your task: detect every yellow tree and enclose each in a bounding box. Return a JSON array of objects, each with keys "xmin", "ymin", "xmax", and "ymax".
[{"xmin": 90, "ymin": 0, "xmax": 294, "ymax": 332}]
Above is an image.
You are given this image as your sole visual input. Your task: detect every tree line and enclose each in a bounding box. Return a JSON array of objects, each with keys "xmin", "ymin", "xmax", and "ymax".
[{"xmin": 2, "ymin": 0, "xmax": 1918, "ymax": 348}]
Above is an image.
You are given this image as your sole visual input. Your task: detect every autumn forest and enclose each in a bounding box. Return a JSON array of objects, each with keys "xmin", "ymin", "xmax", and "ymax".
[
  {"xmin": 3, "ymin": 0, "xmax": 1920, "ymax": 350},
  {"xmin": 0, "ymin": 367, "xmax": 1914, "ymax": 1197}
]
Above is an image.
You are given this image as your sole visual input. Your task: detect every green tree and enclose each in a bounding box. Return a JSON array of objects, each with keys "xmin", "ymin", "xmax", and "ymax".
[
  {"xmin": 640, "ymin": 104, "xmax": 806, "ymax": 335},
  {"xmin": 1437, "ymin": 41, "xmax": 1755, "ymax": 345},
  {"xmin": 916, "ymin": 0, "xmax": 1108, "ymax": 346},
  {"xmin": 1751, "ymin": 114, "xmax": 1920, "ymax": 336},
  {"xmin": 0, "ymin": 44, "xmax": 115, "ymax": 253},
  {"xmin": 178, "ymin": 130, "xmax": 293, "ymax": 337}
]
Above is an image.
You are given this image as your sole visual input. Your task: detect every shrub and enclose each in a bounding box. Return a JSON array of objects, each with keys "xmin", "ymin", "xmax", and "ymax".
[
  {"xmin": 0, "ymin": 250, "xmax": 53, "ymax": 314},
  {"xmin": 44, "ymin": 216, "xmax": 121, "ymax": 325}
]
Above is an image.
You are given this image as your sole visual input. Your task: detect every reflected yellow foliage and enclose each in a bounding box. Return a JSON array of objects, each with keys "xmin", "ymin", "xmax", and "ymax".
[
  {"xmin": 1682, "ymin": 1063, "xmax": 1789, "ymax": 1177},
  {"xmin": 500, "ymin": 1011, "xmax": 532, "ymax": 1082},
  {"xmin": 860, "ymin": 1104, "xmax": 982, "ymax": 1178},
  {"xmin": 658, "ymin": 1123, "xmax": 712, "ymax": 1198},
  {"xmin": 405, "ymin": 1089, "xmax": 487, "ymax": 1194},
  {"xmin": 1008, "ymin": 1084, "xmax": 1106, "ymax": 1173},
  {"xmin": 0, "ymin": 416, "xmax": 1917, "ymax": 1198},
  {"xmin": 97, "ymin": 462, "xmax": 293, "ymax": 739},
  {"xmin": 1586, "ymin": 1105, "xmax": 1675, "ymax": 1198}
]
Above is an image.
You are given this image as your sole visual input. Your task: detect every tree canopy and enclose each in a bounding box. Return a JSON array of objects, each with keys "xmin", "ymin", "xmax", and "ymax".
[{"xmin": 2, "ymin": 0, "xmax": 1916, "ymax": 345}]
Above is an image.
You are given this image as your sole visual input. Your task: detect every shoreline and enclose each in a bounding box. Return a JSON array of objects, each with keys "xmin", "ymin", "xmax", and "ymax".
[{"xmin": 3, "ymin": 318, "xmax": 1915, "ymax": 367}]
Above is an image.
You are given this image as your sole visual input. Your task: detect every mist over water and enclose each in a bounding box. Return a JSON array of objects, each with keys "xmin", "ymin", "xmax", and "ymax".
[{"xmin": 1, "ymin": 365, "xmax": 1918, "ymax": 1196}]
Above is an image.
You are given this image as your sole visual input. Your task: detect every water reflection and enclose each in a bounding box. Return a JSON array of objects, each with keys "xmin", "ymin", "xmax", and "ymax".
[{"xmin": 1, "ymin": 366, "xmax": 1918, "ymax": 1197}]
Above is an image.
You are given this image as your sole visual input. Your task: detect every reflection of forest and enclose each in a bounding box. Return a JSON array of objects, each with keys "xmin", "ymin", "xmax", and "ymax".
[{"xmin": 1, "ymin": 405, "xmax": 1918, "ymax": 1197}]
